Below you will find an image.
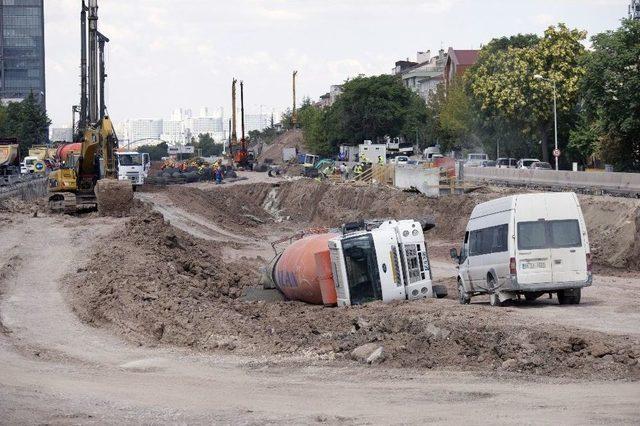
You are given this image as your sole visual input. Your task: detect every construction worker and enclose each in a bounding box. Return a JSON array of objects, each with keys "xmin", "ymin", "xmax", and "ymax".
[
  {"xmin": 360, "ymin": 153, "xmax": 368, "ymax": 164},
  {"xmin": 339, "ymin": 163, "xmax": 348, "ymax": 181},
  {"xmin": 353, "ymin": 163, "xmax": 364, "ymax": 178},
  {"xmin": 377, "ymin": 155, "xmax": 385, "ymax": 166}
]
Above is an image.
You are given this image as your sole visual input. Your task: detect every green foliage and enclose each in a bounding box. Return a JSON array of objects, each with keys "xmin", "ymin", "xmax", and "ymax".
[
  {"xmin": 577, "ymin": 19, "xmax": 640, "ymax": 171},
  {"xmin": 191, "ymin": 133, "xmax": 223, "ymax": 157},
  {"xmin": 137, "ymin": 142, "xmax": 168, "ymax": 161},
  {"xmin": 468, "ymin": 24, "xmax": 587, "ymax": 161},
  {"xmin": 300, "ymin": 75, "xmax": 429, "ymax": 155},
  {"xmin": 0, "ymin": 93, "xmax": 51, "ymax": 156},
  {"xmin": 248, "ymin": 126, "xmax": 279, "ymax": 145}
]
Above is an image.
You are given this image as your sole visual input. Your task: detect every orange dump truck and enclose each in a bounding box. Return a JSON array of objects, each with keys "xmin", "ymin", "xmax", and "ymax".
[{"xmin": 263, "ymin": 220, "xmax": 442, "ymax": 306}]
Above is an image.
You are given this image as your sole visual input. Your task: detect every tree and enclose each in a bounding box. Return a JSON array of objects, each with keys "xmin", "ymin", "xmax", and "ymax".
[
  {"xmin": 0, "ymin": 93, "xmax": 51, "ymax": 156},
  {"xmin": 137, "ymin": 142, "xmax": 168, "ymax": 161},
  {"xmin": 573, "ymin": 19, "xmax": 640, "ymax": 171},
  {"xmin": 469, "ymin": 24, "xmax": 587, "ymax": 162},
  {"xmin": 190, "ymin": 133, "xmax": 223, "ymax": 157}
]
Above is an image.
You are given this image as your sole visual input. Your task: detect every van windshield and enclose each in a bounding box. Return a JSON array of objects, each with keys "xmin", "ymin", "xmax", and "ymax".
[{"xmin": 518, "ymin": 220, "xmax": 582, "ymax": 250}]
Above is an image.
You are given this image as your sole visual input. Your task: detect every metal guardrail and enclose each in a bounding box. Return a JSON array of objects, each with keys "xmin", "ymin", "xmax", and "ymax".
[{"xmin": 463, "ymin": 166, "xmax": 640, "ymax": 197}]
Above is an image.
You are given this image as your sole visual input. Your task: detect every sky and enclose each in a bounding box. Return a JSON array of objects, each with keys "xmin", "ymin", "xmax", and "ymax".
[{"xmin": 44, "ymin": 0, "xmax": 630, "ymax": 127}]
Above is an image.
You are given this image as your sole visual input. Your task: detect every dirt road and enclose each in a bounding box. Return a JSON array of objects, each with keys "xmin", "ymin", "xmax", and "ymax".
[{"xmin": 1, "ymin": 181, "xmax": 639, "ymax": 423}]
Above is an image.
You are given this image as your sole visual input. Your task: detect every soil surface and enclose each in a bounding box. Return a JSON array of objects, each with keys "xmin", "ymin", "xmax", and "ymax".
[{"xmin": 2, "ymin": 173, "xmax": 640, "ymax": 424}]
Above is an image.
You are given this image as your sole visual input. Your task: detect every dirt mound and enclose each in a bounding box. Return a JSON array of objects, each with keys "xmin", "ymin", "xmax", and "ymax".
[
  {"xmin": 68, "ymin": 205, "xmax": 640, "ymax": 380},
  {"xmin": 95, "ymin": 180, "xmax": 134, "ymax": 217},
  {"xmin": 68, "ymin": 209, "xmax": 257, "ymax": 345},
  {"xmin": 258, "ymin": 129, "xmax": 304, "ymax": 163},
  {"xmin": 0, "ymin": 197, "xmax": 46, "ymax": 215}
]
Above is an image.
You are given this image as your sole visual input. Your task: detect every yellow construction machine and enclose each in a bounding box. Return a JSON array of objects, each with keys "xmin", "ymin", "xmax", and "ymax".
[{"xmin": 48, "ymin": 0, "xmax": 132, "ymax": 214}]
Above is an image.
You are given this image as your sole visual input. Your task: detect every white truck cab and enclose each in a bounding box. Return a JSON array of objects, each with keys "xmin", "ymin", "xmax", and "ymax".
[
  {"xmin": 451, "ymin": 192, "xmax": 592, "ymax": 306},
  {"xmin": 116, "ymin": 152, "xmax": 150, "ymax": 186},
  {"xmin": 20, "ymin": 156, "xmax": 39, "ymax": 174},
  {"xmin": 329, "ymin": 220, "xmax": 437, "ymax": 306}
]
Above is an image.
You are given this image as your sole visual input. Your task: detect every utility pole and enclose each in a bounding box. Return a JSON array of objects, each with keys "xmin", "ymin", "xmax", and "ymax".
[
  {"xmin": 534, "ymin": 74, "xmax": 559, "ymax": 170},
  {"xmin": 292, "ymin": 71, "xmax": 298, "ymax": 128}
]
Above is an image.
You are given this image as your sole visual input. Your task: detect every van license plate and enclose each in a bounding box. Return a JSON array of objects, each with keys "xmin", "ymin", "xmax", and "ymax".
[{"xmin": 521, "ymin": 261, "xmax": 546, "ymax": 270}]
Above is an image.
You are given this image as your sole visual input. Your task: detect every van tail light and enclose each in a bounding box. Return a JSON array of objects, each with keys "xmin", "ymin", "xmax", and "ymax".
[
  {"xmin": 586, "ymin": 253, "xmax": 592, "ymax": 273},
  {"xmin": 509, "ymin": 257, "xmax": 517, "ymax": 275}
]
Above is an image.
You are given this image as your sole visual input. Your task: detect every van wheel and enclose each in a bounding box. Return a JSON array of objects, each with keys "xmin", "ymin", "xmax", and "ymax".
[
  {"xmin": 558, "ymin": 288, "xmax": 581, "ymax": 305},
  {"xmin": 490, "ymin": 293, "xmax": 504, "ymax": 307},
  {"xmin": 488, "ymin": 276, "xmax": 503, "ymax": 307},
  {"xmin": 524, "ymin": 292, "xmax": 541, "ymax": 302},
  {"xmin": 458, "ymin": 280, "xmax": 470, "ymax": 305}
]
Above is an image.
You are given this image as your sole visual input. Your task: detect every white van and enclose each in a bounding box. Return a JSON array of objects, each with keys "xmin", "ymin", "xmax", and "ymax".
[{"xmin": 450, "ymin": 192, "xmax": 592, "ymax": 306}]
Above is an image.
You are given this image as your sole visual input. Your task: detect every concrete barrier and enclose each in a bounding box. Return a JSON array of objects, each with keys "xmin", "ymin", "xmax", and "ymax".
[
  {"xmin": 394, "ymin": 165, "xmax": 440, "ymax": 197},
  {"xmin": 463, "ymin": 167, "xmax": 640, "ymax": 195}
]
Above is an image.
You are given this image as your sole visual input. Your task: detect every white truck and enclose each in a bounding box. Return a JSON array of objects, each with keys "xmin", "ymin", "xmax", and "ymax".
[
  {"xmin": 330, "ymin": 220, "xmax": 437, "ymax": 306},
  {"xmin": 116, "ymin": 152, "xmax": 150, "ymax": 187},
  {"xmin": 264, "ymin": 219, "xmax": 447, "ymax": 306}
]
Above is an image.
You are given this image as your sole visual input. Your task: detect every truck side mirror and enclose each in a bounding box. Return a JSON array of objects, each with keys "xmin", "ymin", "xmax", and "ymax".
[{"xmin": 449, "ymin": 248, "xmax": 459, "ymax": 260}]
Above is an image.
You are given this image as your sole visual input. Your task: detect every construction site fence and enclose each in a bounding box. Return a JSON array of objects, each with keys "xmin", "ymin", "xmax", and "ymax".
[
  {"xmin": 0, "ymin": 177, "xmax": 48, "ymax": 202},
  {"xmin": 463, "ymin": 166, "xmax": 640, "ymax": 197},
  {"xmin": 352, "ymin": 164, "xmax": 443, "ymax": 197}
]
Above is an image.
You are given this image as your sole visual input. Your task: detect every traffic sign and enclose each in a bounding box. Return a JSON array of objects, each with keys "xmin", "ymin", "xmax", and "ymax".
[{"xmin": 553, "ymin": 149, "xmax": 561, "ymax": 158}]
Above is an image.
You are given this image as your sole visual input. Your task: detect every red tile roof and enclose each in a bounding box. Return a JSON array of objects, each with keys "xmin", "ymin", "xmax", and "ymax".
[{"xmin": 448, "ymin": 49, "xmax": 479, "ymax": 66}]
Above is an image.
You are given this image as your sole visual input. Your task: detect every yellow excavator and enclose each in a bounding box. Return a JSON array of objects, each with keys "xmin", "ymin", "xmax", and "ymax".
[{"xmin": 48, "ymin": 0, "xmax": 132, "ymax": 215}]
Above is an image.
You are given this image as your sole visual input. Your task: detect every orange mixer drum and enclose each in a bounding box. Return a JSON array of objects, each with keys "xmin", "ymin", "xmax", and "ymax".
[
  {"xmin": 56, "ymin": 143, "xmax": 82, "ymax": 162},
  {"xmin": 273, "ymin": 233, "xmax": 340, "ymax": 305}
]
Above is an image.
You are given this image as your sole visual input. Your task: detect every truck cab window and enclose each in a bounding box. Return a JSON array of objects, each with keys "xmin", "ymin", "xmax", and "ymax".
[{"xmin": 342, "ymin": 235, "xmax": 382, "ymax": 305}]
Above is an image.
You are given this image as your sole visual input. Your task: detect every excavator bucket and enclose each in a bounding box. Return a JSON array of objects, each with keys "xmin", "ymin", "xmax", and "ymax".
[{"xmin": 95, "ymin": 179, "xmax": 134, "ymax": 217}]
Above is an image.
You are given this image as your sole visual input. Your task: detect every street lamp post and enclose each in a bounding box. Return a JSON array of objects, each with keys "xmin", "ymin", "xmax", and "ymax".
[{"xmin": 534, "ymin": 74, "xmax": 559, "ymax": 171}]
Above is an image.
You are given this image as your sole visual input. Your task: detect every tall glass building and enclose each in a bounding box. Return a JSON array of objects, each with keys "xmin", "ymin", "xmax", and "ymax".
[{"xmin": 0, "ymin": 0, "xmax": 45, "ymax": 107}]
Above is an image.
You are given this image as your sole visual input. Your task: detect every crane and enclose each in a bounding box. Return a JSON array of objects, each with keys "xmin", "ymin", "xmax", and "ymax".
[{"xmin": 48, "ymin": 0, "xmax": 132, "ymax": 214}]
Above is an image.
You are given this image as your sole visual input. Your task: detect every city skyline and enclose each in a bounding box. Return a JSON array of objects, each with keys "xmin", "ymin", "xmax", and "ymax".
[{"xmin": 45, "ymin": 1, "xmax": 630, "ymax": 127}]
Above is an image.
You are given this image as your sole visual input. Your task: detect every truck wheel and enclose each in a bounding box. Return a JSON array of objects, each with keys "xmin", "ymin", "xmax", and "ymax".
[
  {"xmin": 458, "ymin": 280, "xmax": 470, "ymax": 305},
  {"xmin": 558, "ymin": 288, "xmax": 581, "ymax": 305}
]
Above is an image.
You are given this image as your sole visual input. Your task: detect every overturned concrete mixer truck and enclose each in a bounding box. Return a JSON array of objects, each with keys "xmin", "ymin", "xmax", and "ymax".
[{"xmin": 263, "ymin": 219, "xmax": 446, "ymax": 306}]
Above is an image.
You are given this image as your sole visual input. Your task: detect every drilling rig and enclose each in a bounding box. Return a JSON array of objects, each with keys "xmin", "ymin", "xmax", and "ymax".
[
  {"xmin": 229, "ymin": 79, "xmax": 253, "ymax": 169},
  {"xmin": 48, "ymin": 0, "xmax": 132, "ymax": 215}
]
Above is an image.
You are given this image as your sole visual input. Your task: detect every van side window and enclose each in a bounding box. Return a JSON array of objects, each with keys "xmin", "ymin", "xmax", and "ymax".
[
  {"xmin": 492, "ymin": 224, "xmax": 508, "ymax": 253},
  {"xmin": 469, "ymin": 225, "xmax": 509, "ymax": 256}
]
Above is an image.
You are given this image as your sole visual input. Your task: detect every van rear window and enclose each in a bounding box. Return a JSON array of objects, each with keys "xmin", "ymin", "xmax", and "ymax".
[{"xmin": 517, "ymin": 220, "xmax": 582, "ymax": 250}]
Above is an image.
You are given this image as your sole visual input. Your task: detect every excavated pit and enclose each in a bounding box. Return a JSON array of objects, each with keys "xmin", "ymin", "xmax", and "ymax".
[
  {"xmin": 166, "ymin": 180, "xmax": 640, "ymax": 271},
  {"xmin": 68, "ymin": 180, "xmax": 640, "ymax": 380}
]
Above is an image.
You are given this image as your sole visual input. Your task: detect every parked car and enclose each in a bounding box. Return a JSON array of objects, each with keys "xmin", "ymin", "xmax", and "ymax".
[
  {"xmin": 466, "ymin": 153, "xmax": 489, "ymax": 167},
  {"xmin": 531, "ymin": 161, "xmax": 553, "ymax": 170},
  {"xmin": 392, "ymin": 156, "xmax": 410, "ymax": 165},
  {"xmin": 450, "ymin": 192, "xmax": 591, "ymax": 306},
  {"xmin": 517, "ymin": 158, "xmax": 541, "ymax": 169},
  {"xmin": 496, "ymin": 158, "xmax": 517, "ymax": 168},
  {"xmin": 481, "ymin": 160, "xmax": 497, "ymax": 168}
]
